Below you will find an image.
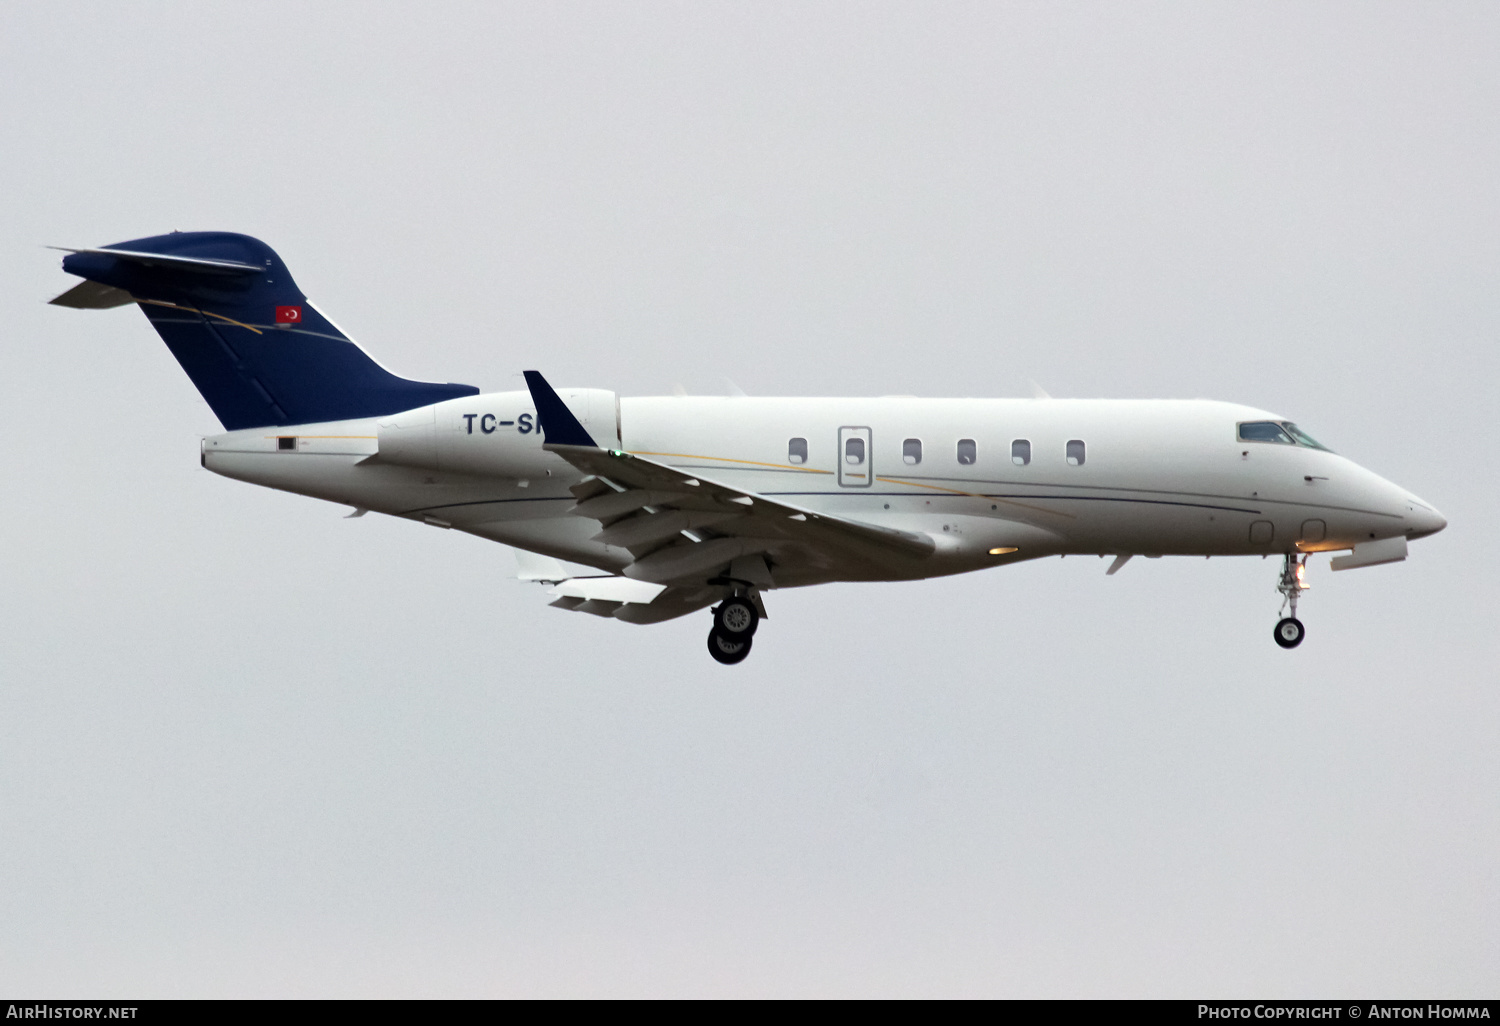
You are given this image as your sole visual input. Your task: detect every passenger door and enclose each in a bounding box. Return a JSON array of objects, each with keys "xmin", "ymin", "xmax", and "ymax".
[{"xmin": 838, "ymin": 426, "xmax": 873, "ymax": 487}]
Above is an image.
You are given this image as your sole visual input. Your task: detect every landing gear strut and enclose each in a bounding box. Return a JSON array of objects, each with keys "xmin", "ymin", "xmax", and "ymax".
[
  {"xmin": 1274, "ymin": 553, "xmax": 1308, "ymax": 649},
  {"xmin": 707, "ymin": 595, "xmax": 760, "ymax": 665}
]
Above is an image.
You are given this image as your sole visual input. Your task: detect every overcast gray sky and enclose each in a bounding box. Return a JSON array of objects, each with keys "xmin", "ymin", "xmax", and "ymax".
[{"xmin": 1, "ymin": 1, "xmax": 1496, "ymax": 997}]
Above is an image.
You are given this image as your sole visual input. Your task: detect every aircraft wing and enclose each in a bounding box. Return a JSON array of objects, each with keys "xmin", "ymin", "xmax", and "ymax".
[
  {"xmin": 554, "ymin": 444, "xmax": 935, "ymax": 580},
  {"xmin": 523, "ymin": 372, "xmax": 936, "ymax": 597}
]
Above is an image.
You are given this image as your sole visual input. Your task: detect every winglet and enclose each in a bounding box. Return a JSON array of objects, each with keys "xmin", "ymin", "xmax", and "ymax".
[{"xmin": 522, "ymin": 370, "xmax": 599, "ymax": 448}]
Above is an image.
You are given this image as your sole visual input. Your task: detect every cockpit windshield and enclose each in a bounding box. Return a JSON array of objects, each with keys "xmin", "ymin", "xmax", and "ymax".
[
  {"xmin": 1281, "ymin": 422, "xmax": 1331, "ymax": 451},
  {"xmin": 1238, "ymin": 421, "xmax": 1292, "ymax": 444},
  {"xmin": 1237, "ymin": 420, "xmax": 1334, "ymax": 452}
]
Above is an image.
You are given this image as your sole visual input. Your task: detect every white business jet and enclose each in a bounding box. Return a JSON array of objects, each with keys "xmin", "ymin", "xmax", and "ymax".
[{"xmin": 50, "ymin": 232, "xmax": 1446, "ymax": 664}]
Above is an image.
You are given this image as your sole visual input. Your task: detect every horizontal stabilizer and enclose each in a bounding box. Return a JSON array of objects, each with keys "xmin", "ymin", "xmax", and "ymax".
[
  {"xmin": 513, "ymin": 550, "xmax": 570, "ymax": 583},
  {"xmin": 512, "ymin": 548, "xmax": 612, "ymax": 583},
  {"xmin": 550, "ymin": 576, "xmax": 666, "ymax": 605},
  {"xmin": 512, "ymin": 546, "xmax": 706, "ymax": 624},
  {"xmin": 49, "ymin": 245, "xmax": 264, "ymax": 275},
  {"xmin": 49, "ymin": 279, "xmax": 134, "ymax": 309}
]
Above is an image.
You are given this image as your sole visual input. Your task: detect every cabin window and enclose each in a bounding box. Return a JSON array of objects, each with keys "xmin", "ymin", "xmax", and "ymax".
[
  {"xmin": 1238, "ymin": 421, "xmax": 1293, "ymax": 445},
  {"xmin": 903, "ymin": 438, "xmax": 922, "ymax": 465},
  {"xmin": 1011, "ymin": 439, "xmax": 1031, "ymax": 466},
  {"xmin": 277, "ymin": 436, "xmax": 297, "ymax": 451},
  {"xmin": 844, "ymin": 437, "xmax": 866, "ymax": 465},
  {"xmin": 956, "ymin": 438, "xmax": 976, "ymax": 465},
  {"xmin": 1066, "ymin": 439, "xmax": 1086, "ymax": 466},
  {"xmin": 788, "ymin": 437, "xmax": 807, "ymax": 464}
]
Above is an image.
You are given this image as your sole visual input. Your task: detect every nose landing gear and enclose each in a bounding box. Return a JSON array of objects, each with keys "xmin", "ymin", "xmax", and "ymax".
[
  {"xmin": 1274, "ymin": 553, "xmax": 1309, "ymax": 649},
  {"xmin": 707, "ymin": 595, "xmax": 761, "ymax": 665}
]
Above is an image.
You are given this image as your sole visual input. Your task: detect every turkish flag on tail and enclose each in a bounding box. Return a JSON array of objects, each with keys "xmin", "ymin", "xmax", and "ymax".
[{"xmin": 275, "ymin": 305, "xmax": 303, "ymax": 324}]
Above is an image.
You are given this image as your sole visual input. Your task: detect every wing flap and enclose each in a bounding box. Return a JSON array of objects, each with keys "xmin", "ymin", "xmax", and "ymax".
[
  {"xmin": 592, "ymin": 510, "xmax": 745, "ymax": 551},
  {"xmin": 571, "ymin": 488, "xmax": 693, "ymax": 522}
]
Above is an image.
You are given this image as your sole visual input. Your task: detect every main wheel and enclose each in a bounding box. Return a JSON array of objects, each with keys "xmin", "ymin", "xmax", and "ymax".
[
  {"xmin": 1274, "ymin": 617, "xmax": 1305, "ymax": 649},
  {"xmin": 714, "ymin": 598, "xmax": 759, "ymax": 638},
  {"xmin": 707, "ymin": 629, "xmax": 753, "ymax": 665}
]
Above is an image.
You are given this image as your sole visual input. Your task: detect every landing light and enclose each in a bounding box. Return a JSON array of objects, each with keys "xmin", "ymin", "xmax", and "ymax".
[
  {"xmin": 989, "ymin": 547, "xmax": 1018, "ymax": 556},
  {"xmin": 1295, "ymin": 563, "xmax": 1310, "ymax": 590}
]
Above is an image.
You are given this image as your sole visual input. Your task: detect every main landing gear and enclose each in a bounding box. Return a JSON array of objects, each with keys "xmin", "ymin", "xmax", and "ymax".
[
  {"xmin": 1274, "ymin": 552, "xmax": 1309, "ymax": 649},
  {"xmin": 707, "ymin": 595, "xmax": 760, "ymax": 665}
]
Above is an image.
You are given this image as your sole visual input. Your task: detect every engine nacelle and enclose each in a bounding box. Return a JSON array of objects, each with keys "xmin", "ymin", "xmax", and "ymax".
[{"xmin": 376, "ymin": 388, "xmax": 618, "ymax": 477}]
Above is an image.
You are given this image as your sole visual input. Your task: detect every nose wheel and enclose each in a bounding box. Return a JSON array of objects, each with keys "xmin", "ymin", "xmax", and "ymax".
[
  {"xmin": 707, "ymin": 595, "xmax": 761, "ymax": 665},
  {"xmin": 1274, "ymin": 553, "xmax": 1309, "ymax": 649}
]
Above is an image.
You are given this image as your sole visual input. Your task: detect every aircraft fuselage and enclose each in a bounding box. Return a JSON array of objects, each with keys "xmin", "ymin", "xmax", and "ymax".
[{"xmin": 202, "ymin": 392, "xmax": 1443, "ymax": 588}]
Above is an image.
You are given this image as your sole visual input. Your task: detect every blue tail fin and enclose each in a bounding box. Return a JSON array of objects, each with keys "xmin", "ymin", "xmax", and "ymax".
[{"xmin": 56, "ymin": 231, "xmax": 478, "ymax": 429}]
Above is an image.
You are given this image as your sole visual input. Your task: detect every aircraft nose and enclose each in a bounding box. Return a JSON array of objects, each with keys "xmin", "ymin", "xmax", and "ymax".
[{"xmin": 1405, "ymin": 498, "xmax": 1447, "ymax": 540}]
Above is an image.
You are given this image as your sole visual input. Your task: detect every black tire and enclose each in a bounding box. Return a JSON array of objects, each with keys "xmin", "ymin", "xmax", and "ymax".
[
  {"xmin": 1274, "ymin": 617, "xmax": 1305, "ymax": 649},
  {"xmin": 707, "ymin": 629, "xmax": 753, "ymax": 665},
  {"xmin": 713, "ymin": 598, "xmax": 759, "ymax": 637}
]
